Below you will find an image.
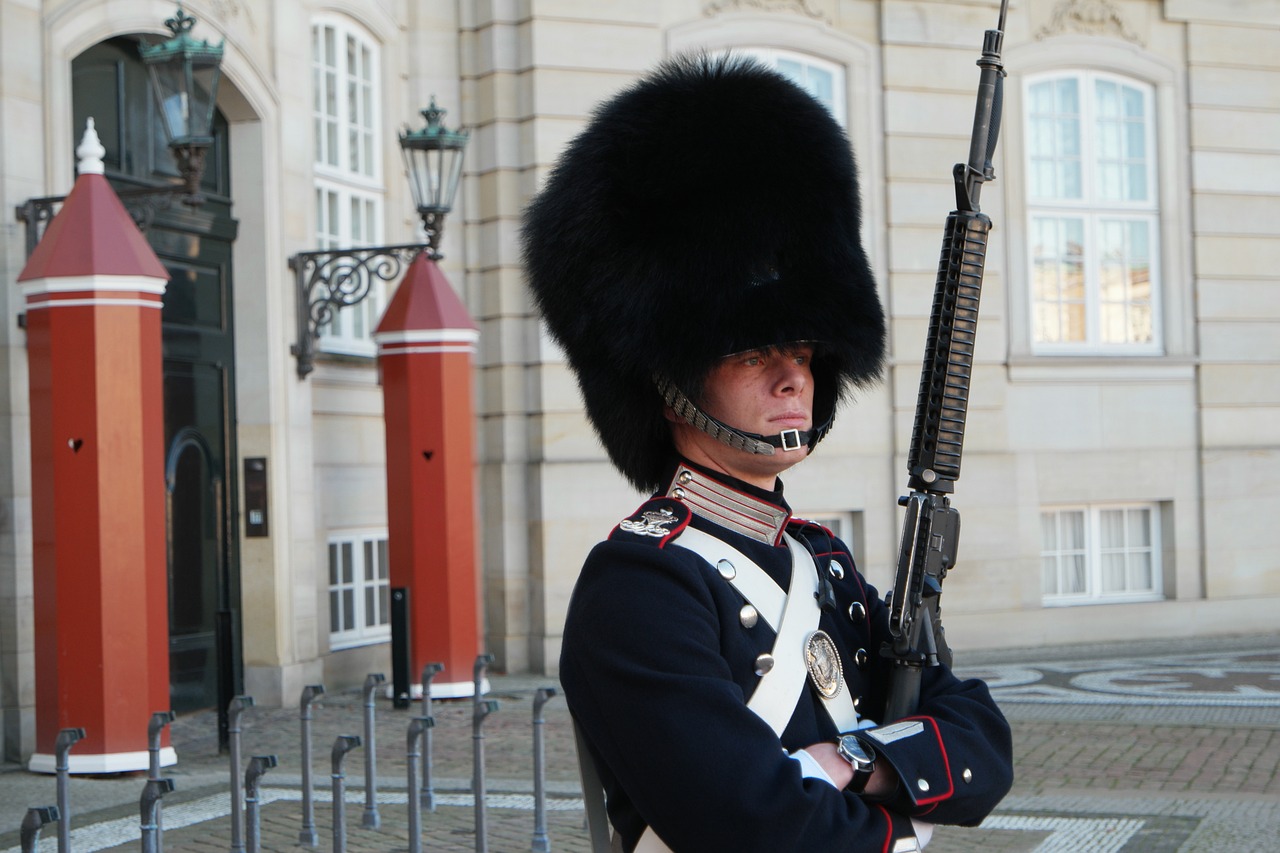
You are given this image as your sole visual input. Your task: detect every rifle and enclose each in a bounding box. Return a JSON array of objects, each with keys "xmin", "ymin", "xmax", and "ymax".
[{"xmin": 881, "ymin": 0, "xmax": 1009, "ymax": 722}]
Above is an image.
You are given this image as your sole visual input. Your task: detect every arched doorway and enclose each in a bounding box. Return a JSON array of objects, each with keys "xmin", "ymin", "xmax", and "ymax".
[{"xmin": 72, "ymin": 36, "xmax": 242, "ymax": 714}]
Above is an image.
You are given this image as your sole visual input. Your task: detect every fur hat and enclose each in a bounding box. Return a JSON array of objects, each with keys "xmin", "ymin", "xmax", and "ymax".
[{"xmin": 521, "ymin": 54, "xmax": 885, "ymax": 492}]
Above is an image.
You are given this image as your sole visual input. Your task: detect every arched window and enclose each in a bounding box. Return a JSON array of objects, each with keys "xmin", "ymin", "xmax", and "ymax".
[
  {"xmin": 736, "ymin": 48, "xmax": 847, "ymax": 126},
  {"xmin": 1025, "ymin": 71, "xmax": 1160, "ymax": 354},
  {"xmin": 311, "ymin": 17, "xmax": 384, "ymax": 355}
]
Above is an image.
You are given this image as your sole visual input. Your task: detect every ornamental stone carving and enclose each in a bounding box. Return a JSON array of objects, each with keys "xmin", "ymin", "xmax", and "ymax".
[
  {"xmin": 1036, "ymin": 0, "xmax": 1144, "ymax": 46},
  {"xmin": 703, "ymin": 0, "xmax": 830, "ymax": 23}
]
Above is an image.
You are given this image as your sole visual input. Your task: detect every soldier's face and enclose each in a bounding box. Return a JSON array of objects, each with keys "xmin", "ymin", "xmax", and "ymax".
[{"xmin": 669, "ymin": 344, "xmax": 815, "ymax": 488}]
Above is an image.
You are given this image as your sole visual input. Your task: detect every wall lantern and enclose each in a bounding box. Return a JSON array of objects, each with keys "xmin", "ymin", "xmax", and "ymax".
[
  {"xmin": 399, "ymin": 98, "xmax": 471, "ymax": 258},
  {"xmin": 139, "ymin": 4, "xmax": 225, "ymax": 204},
  {"xmin": 288, "ymin": 100, "xmax": 470, "ymax": 378},
  {"xmin": 15, "ymin": 4, "xmax": 226, "ymax": 260}
]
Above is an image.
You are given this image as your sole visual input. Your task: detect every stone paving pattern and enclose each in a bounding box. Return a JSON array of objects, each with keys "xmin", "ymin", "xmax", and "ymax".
[{"xmin": 2, "ymin": 633, "xmax": 1277, "ymax": 852}]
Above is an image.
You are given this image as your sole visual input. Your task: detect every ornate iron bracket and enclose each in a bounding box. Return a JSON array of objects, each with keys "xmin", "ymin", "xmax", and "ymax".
[
  {"xmin": 16, "ymin": 187, "xmax": 186, "ymax": 259},
  {"xmin": 289, "ymin": 243, "xmax": 429, "ymax": 379}
]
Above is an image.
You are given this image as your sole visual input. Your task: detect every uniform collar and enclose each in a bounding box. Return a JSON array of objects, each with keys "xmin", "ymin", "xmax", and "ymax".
[{"xmin": 663, "ymin": 459, "xmax": 792, "ymax": 546}]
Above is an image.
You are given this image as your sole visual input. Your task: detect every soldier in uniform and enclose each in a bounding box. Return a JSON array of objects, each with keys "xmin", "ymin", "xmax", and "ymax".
[{"xmin": 521, "ymin": 54, "xmax": 1014, "ymax": 852}]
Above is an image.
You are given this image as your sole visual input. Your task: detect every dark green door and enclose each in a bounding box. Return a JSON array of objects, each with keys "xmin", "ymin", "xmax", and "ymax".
[{"xmin": 73, "ymin": 37, "xmax": 242, "ymax": 713}]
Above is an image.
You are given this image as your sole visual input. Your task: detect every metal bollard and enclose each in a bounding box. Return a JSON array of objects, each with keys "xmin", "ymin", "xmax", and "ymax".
[
  {"xmin": 331, "ymin": 735, "xmax": 362, "ymax": 853},
  {"xmin": 406, "ymin": 716, "xmax": 434, "ymax": 853},
  {"xmin": 244, "ymin": 755, "xmax": 277, "ymax": 853},
  {"xmin": 20, "ymin": 806, "xmax": 59, "ymax": 853},
  {"xmin": 472, "ymin": 699, "xmax": 500, "ymax": 853},
  {"xmin": 361, "ymin": 673, "xmax": 386, "ymax": 829},
  {"xmin": 140, "ymin": 778, "xmax": 174, "ymax": 853},
  {"xmin": 531, "ymin": 687, "xmax": 559, "ymax": 853},
  {"xmin": 298, "ymin": 684, "xmax": 326, "ymax": 846},
  {"xmin": 55, "ymin": 726, "xmax": 85, "ymax": 853},
  {"xmin": 473, "ymin": 653, "xmax": 498, "ymax": 853},
  {"xmin": 419, "ymin": 662, "xmax": 444, "ymax": 811},
  {"xmin": 227, "ymin": 696, "xmax": 255, "ymax": 853},
  {"xmin": 473, "ymin": 653, "xmax": 493, "ymax": 705},
  {"xmin": 148, "ymin": 711, "xmax": 175, "ymax": 847}
]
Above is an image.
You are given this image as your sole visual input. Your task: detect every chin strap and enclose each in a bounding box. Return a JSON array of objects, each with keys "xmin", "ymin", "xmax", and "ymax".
[{"xmin": 657, "ymin": 376, "xmax": 831, "ymax": 456}]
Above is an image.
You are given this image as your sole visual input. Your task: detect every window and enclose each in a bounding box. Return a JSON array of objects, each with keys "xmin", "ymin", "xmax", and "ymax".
[
  {"xmin": 737, "ymin": 48, "xmax": 846, "ymax": 125},
  {"xmin": 1025, "ymin": 72, "xmax": 1160, "ymax": 355},
  {"xmin": 799, "ymin": 510, "xmax": 864, "ymax": 572},
  {"xmin": 312, "ymin": 18, "xmax": 384, "ymax": 355},
  {"xmin": 1041, "ymin": 505, "xmax": 1161, "ymax": 605},
  {"xmin": 328, "ymin": 531, "xmax": 391, "ymax": 648}
]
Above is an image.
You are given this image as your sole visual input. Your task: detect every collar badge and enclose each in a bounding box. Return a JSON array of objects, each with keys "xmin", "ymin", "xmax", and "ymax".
[{"xmin": 620, "ymin": 507, "xmax": 679, "ymax": 537}]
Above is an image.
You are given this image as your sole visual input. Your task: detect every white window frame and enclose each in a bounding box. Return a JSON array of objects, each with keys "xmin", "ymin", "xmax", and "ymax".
[
  {"xmin": 312, "ymin": 16, "xmax": 386, "ymax": 357},
  {"xmin": 1025, "ymin": 70, "xmax": 1162, "ymax": 356},
  {"xmin": 797, "ymin": 510, "xmax": 864, "ymax": 573},
  {"xmin": 328, "ymin": 530, "xmax": 391, "ymax": 649},
  {"xmin": 1041, "ymin": 504, "xmax": 1163, "ymax": 606},
  {"xmin": 734, "ymin": 47, "xmax": 847, "ymax": 126}
]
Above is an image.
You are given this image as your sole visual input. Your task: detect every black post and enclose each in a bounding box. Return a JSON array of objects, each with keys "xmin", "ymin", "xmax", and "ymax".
[{"xmin": 391, "ymin": 588, "xmax": 411, "ymax": 709}]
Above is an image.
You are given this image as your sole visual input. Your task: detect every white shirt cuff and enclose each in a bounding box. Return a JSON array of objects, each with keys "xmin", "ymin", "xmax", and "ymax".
[{"xmin": 789, "ymin": 748, "xmax": 837, "ymax": 787}]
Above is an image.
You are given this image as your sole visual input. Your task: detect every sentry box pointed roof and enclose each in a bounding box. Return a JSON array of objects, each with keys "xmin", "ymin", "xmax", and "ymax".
[{"xmin": 18, "ymin": 119, "xmax": 168, "ymax": 283}]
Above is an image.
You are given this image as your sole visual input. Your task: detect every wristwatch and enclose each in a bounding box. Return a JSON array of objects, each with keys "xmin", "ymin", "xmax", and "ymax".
[{"xmin": 835, "ymin": 734, "xmax": 877, "ymax": 793}]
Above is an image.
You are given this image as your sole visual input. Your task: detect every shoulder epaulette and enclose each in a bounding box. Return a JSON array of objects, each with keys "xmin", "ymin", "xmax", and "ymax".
[{"xmin": 609, "ymin": 497, "xmax": 690, "ymax": 547}]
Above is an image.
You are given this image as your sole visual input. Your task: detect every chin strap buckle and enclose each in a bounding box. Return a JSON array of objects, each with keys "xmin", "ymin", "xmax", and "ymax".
[{"xmin": 779, "ymin": 429, "xmax": 802, "ymax": 452}]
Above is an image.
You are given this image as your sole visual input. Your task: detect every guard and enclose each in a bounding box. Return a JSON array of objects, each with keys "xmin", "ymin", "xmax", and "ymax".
[{"xmin": 522, "ymin": 54, "xmax": 1013, "ymax": 852}]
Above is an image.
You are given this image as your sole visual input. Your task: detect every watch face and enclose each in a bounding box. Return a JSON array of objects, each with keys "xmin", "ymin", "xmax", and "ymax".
[{"xmin": 839, "ymin": 735, "xmax": 873, "ymax": 767}]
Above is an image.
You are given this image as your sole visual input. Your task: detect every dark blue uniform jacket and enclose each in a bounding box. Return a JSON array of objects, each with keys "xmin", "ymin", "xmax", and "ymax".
[{"xmin": 560, "ymin": 464, "xmax": 1013, "ymax": 852}]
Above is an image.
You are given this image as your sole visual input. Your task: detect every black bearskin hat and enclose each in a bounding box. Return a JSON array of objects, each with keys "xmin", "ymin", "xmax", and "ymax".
[{"xmin": 521, "ymin": 54, "xmax": 885, "ymax": 493}]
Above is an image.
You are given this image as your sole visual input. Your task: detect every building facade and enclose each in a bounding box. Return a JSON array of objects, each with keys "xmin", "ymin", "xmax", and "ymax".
[{"xmin": 1, "ymin": 0, "xmax": 1277, "ymax": 763}]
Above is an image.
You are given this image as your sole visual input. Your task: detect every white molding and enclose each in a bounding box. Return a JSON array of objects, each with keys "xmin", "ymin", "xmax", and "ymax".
[
  {"xmin": 373, "ymin": 328, "xmax": 479, "ymax": 345},
  {"xmin": 378, "ymin": 344, "xmax": 477, "ymax": 356},
  {"xmin": 20, "ymin": 274, "xmax": 168, "ymax": 296},
  {"xmin": 28, "ymin": 747, "xmax": 176, "ymax": 775},
  {"xmin": 1007, "ymin": 358, "xmax": 1195, "ymax": 384},
  {"xmin": 25, "ymin": 297, "xmax": 163, "ymax": 311}
]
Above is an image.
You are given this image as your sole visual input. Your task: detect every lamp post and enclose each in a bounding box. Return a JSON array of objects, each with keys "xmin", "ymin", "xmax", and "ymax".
[
  {"xmin": 289, "ymin": 98, "xmax": 469, "ymax": 378},
  {"xmin": 15, "ymin": 4, "xmax": 225, "ymax": 256},
  {"xmin": 139, "ymin": 4, "xmax": 225, "ymax": 205}
]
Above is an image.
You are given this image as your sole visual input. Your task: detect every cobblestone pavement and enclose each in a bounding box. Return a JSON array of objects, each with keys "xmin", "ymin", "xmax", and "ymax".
[{"xmin": 3, "ymin": 633, "xmax": 1277, "ymax": 852}]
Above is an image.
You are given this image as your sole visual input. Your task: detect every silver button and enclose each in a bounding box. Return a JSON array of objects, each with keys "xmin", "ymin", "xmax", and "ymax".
[
  {"xmin": 917, "ymin": 778, "xmax": 930, "ymax": 792},
  {"xmin": 739, "ymin": 604, "xmax": 759, "ymax": 629},
  {"xmin": 852, "ymin": 695, "xmax": 860, "ymax": 710},
  {"xmin": 672, "ymin": 487, "xmax": 686, "ymax": 499},
  {"xmin": 962, "ymin": 768, "xmax": 973, "ymax": 783},
  {"xmin": 754, "ymin": 653, "xmax": 775, "ymax": 676},
  {"xmin": 678, "ymin": 470, "xmax": 692, "ymax": 485},
  {"xmin": 717, "ymin": 559, "xmax": 736, "ymax": 581},
  {"xmin": 828, "ymin": 560, "xmax": 844, "ymax": 580},
  {"xmin": 854, "ymin": 648, "xmax": 868, "ymax": 668},
  {"xmin": 848, "ymin": 601, "xmax": 866, "ymax": 622}
]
